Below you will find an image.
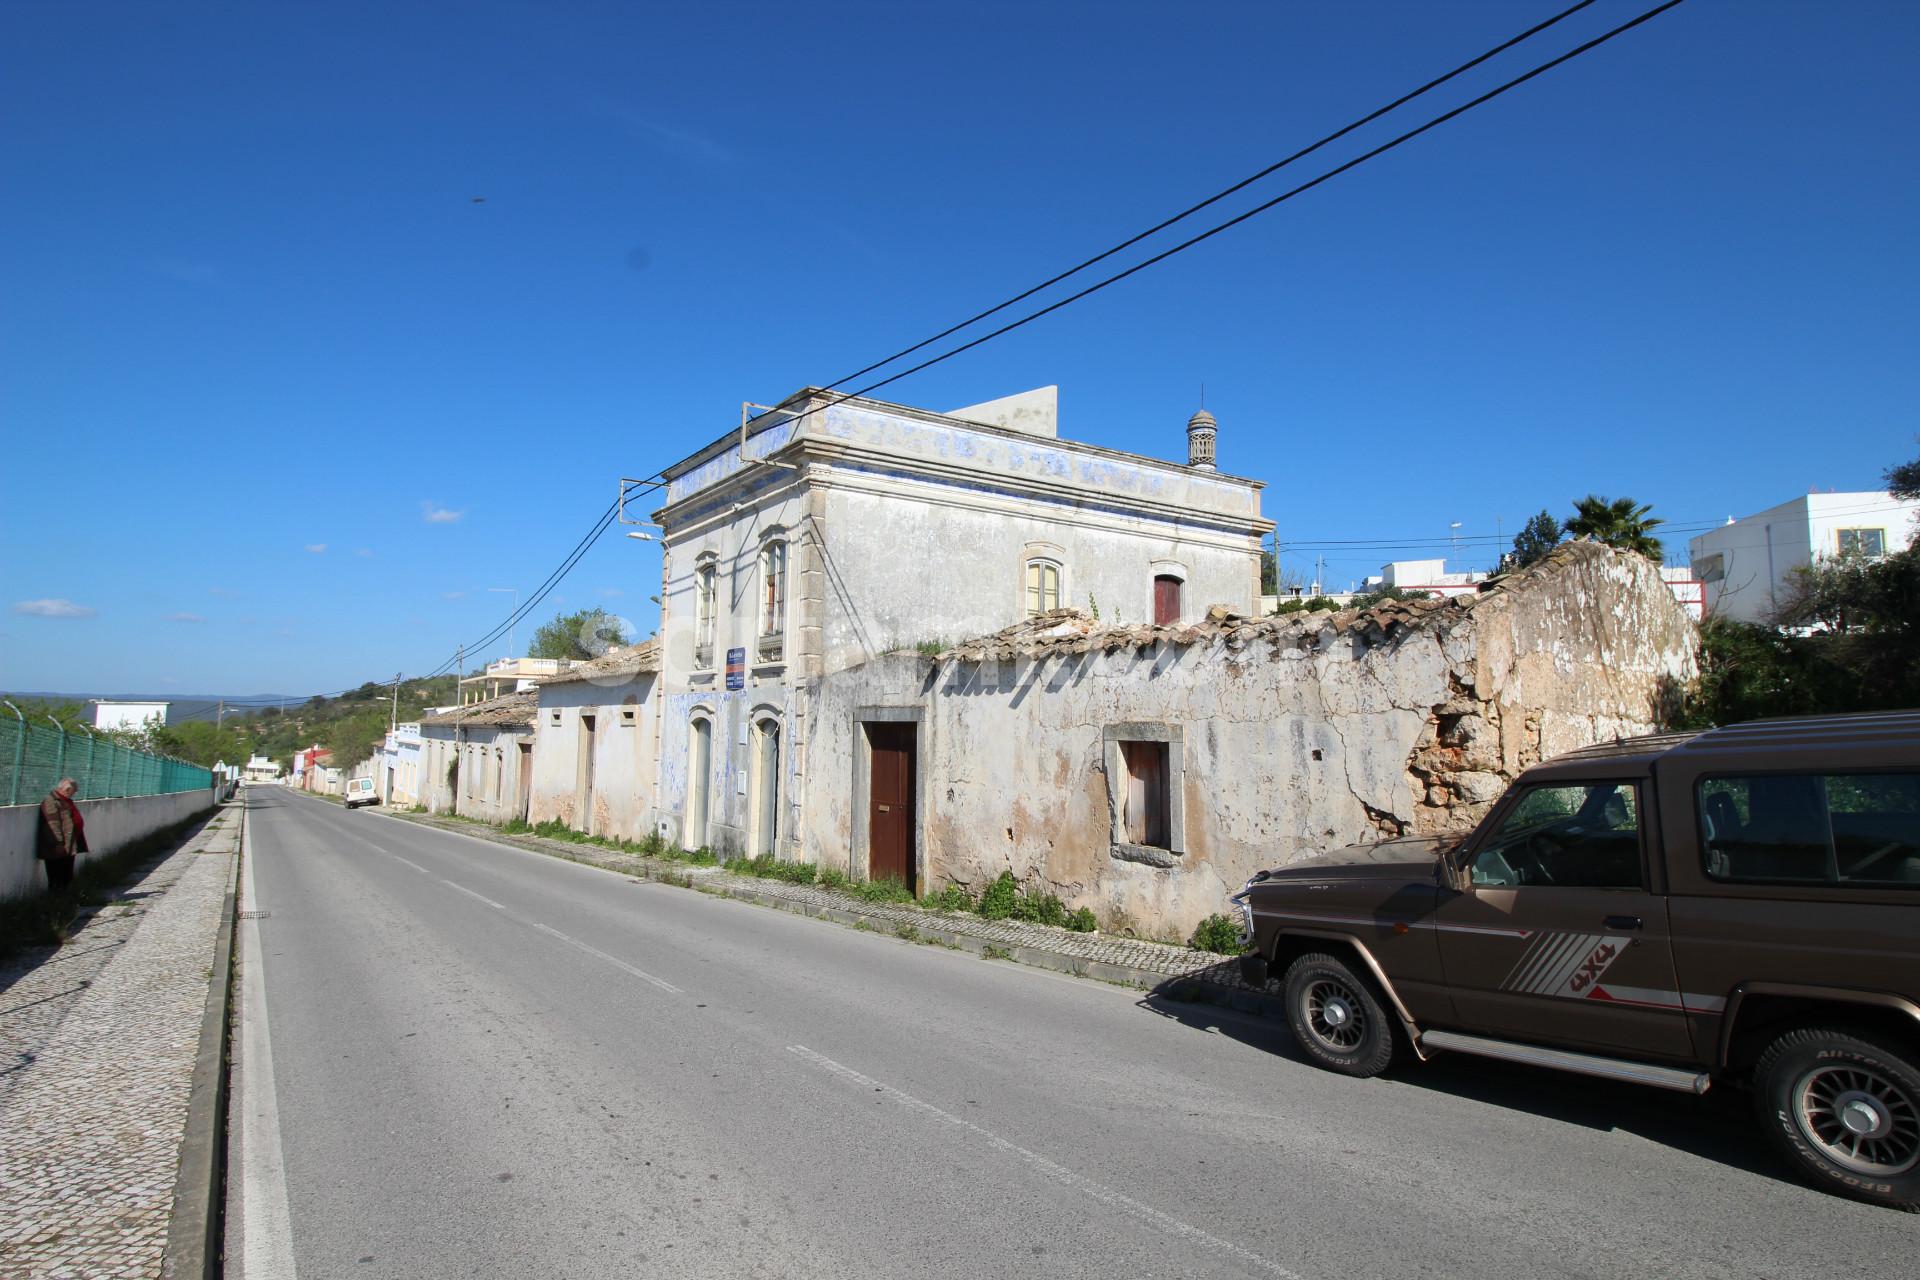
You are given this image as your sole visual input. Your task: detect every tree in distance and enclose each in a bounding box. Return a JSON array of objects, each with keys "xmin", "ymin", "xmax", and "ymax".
[
  {"xmin": 528, "ymin": 608, "xmax": 633, "ymax": 661},
  {"xmin": 1566, "ymin": 495, "xmax": 1664, "ymax": 561},
  {"xmin": 1510, "ymin": 509, "xmax": 1563, "ymax": 569}
]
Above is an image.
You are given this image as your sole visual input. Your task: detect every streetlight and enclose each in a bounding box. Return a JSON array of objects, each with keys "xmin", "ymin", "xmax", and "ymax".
[{"xmin": 487, "ymin": 587, "xmax": 518, "ymax": 657}]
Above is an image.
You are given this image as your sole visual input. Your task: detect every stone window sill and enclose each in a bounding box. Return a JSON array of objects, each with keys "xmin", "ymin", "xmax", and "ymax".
[{"xmin": 1110, "ymin": 842, "xmax": 1180, "ymax": 868}]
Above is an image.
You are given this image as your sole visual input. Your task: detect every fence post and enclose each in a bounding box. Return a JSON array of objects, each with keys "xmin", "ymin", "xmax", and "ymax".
[
  {"xmin": 3, "ymin": 701, "xmax": 23, "ymax": 807},
  {"xmin": 48, "ymin": 715, "xmax": 68, "ymax": 789},
  {"xmin": 79, "ymin": 726, "xmax": 96, "ymax": 796}
]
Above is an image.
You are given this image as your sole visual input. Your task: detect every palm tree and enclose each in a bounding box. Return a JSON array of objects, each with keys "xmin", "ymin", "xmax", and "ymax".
[{"xmin": 1566, "ymin": 495, "xmax": 1664, "ymax": 560}]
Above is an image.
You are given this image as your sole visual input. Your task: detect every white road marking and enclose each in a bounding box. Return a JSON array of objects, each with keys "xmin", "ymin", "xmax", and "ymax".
[
  {"xmin": 391, "ymin": 856, "xmax": 432, "ymax": 875},
  {"xmin": 786, "ymin": 1045, "xmax": 1302, "ymax": 1279},
  {"xmin": 530, "ymin": 922, "xmax": 684, "ymax": 993},
  {"xmin": 236, "ymin": 828, "xmax": 299, "ymax": 1280},
  {"xmin": 439, "ymin": 879, "xmax": 506, "ymax": 910}
]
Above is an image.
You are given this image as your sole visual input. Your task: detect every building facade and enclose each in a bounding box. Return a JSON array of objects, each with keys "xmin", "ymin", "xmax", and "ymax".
[
  {"xmin": 1688, "ymin": 490, "xmax": 1920, "ymax": 624},
  {"xmin": 528, "ymin": 642, "xmax": 660, "ymax": 839},
  {"xmin": 419, "ymin": 694, "xmax": 537, "ymax": 823},
  {"xmin": 648, "ymin": 386, "xmax": 1271, "ymax": 858}
]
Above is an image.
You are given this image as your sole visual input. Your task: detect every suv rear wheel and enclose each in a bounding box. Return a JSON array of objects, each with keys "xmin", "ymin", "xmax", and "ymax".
[
  {"xmin": 1753, "ymin": 1026, "xmax": 1920, "ymax": 1209},
  {"xmin": 1281, "ymin": 953, "xmax": 1396, "ymax": 1078}
]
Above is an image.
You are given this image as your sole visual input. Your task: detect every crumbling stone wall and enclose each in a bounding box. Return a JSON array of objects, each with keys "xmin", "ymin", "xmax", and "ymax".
[{"xmin": 802, "ymin": 543, "xmax": 1696, "ymax": 942}]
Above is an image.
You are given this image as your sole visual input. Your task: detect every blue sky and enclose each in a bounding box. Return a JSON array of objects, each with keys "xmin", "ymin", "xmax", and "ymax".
[{"xmin": 4, "ymin": 0, "xmax": 1916, "ymax": 695}]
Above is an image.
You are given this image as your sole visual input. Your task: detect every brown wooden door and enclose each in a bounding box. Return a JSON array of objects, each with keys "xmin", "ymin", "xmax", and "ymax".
[
  {"xmin": 866, "ymin": 722, "xmax": 916, "ymax": 891},
  {"xmin": 517, "ymin": 744, "xmax": 533, "ymax": 822},
  {"xmin": 1153, "ymin": 575, "xmax": 1182, "ymax": 625}
]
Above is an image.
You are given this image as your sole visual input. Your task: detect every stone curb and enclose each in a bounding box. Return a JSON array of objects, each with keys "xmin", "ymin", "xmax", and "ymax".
[
  {"xmin": 160, "ymin": 805, "xmax": 242, "ymax": 1280},
  {"xmin": 378, "ymin": 808, "xmax": 1280, "ymax": 1018}
]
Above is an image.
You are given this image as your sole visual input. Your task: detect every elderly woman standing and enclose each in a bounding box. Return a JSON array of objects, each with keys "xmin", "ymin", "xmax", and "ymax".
[{"xmin": 38, "ymin": 777, "xmax": 87, "ymax": 891}]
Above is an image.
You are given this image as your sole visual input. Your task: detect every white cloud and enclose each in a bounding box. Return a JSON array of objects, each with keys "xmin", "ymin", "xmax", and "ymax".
[
  {"xmin": 355, "ymin": 547, "xmax": 375, "ymax": 558},
  {"xmin": 442, "ymin": 590, "xmax": 468, "ymax": 600},
  {"xmin": 599, "ymin": 587, "xmax": 625, "ymax": 598},
  {"xmin": 13, "ymin": 598, "xmax": 96, "ymax": 618},
  {"xmin": 208, "ymin": 586, "xmax": 240, "ymax": 597},
  {"xmin": 304, "ymin": 543, "xmax": 328, "ymax": 554},
  {"xmin": 164, "ymin": 612, "xmax": 206, "ymax": 624},
  {"xmin": 422, "ymin": 502, "xmax": 463, "ymax": 524}
]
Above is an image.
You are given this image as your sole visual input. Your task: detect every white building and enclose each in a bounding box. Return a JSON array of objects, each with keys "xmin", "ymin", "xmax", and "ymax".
[
  {"xmin": 419, "ymin": 693, "xmax": 538, "ymax": 823},
  {"xmin": 1365, "ymin": 558, "xmax": 1491, "ymax": 599},
  {"xmin": 529, "ymin": 640, "xmax": 661, "ymax": 839},
  {"xmin": 459, "ymin": 657, "xmax": 574, "ymax": 705},
  {"xmin": 92, "ymin": 700, "xmax": 169, "ymax": 732},
  {"xmin": 648, "ymin": 384, "xmax": 1271, "ymax": 862},
  {"xmin": 1688, "ymin": 490, "xmax": 1920, "ymax": 624},
  {"xmin": 241, "ymin": 754, "xmax": 280, "ymax": 783},
  {"xmin": 369, "ymin": 721, "xmax": 424, "ymax": 807}
]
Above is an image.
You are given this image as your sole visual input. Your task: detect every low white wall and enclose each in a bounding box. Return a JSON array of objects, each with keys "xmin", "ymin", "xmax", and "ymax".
[{"xmin": 0, "ymin": 788, "xmax": 218, "ymax": 903}]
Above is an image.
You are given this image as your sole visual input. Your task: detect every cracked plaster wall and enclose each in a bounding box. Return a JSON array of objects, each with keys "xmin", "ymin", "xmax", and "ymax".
[{"xmin": 802, "ymin": 543, "xmax": 1697, "ymax": 941}]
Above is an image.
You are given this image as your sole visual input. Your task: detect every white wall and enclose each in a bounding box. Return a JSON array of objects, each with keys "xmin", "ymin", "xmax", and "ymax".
[
  {"xmin": 530, "ymin": 673, "xmax": 659, "ymax": 839},
  {"xmin": 1, "ymin": 789, "xmax": 217, "ymax": 902},
  {"xmin": 1690, "ymin": 492, "xmax": 1919, "ymax": 624}
]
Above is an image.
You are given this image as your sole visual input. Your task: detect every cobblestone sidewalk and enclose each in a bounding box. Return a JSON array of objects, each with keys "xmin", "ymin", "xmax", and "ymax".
[
  {"xmin": 0, "ymin": 804, "xmax": 241, "ymax": 1280},
  {"xmin": 390, "ymin": 811, "xmax": 1264, "ymax": 1002}
]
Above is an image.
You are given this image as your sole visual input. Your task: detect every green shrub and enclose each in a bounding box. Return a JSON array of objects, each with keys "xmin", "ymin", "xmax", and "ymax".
[
  {"xmin": 817, "ymin": 867, "xmax": 847, "ymax": 890},
  {"xmin": 686, "ymin": 846, "xmax": 718, "ymax": 866},
  {"xmin": 921, "ymin": 883, "xmax": 974, "ymax": 912},
  {"xmin": 850, "ymin": 877, "xmax": 914, "ymax": 904},
  {"xmin": 977, "ymin": 870, "xmax": 1019, "ymax": 920},
  {"xmin": 771, "ymin": 860, "xmax": 817, "ymax": 885},
  {"xmin": 1189, "ymin": 913, "xmax": 1246, "ymax": 954},
  {"xmin": 497, "ymin": 818, "xmax": 533, "ymax": 834},
  {"xmin": 1065, "ymin": 906, "xmax": 1097, "ymax": 932}
]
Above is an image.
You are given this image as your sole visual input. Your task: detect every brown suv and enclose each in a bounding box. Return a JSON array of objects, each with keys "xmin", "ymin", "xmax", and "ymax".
[{"xmin": 1234, "ymin": 711, "xmax": 1920, "ymax": 1207}]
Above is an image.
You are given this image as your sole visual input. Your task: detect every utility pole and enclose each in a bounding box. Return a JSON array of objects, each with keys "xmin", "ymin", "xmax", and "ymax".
[
  {"xmin": 455, "ymin": 645, "xmax": 464, "ymax": 706},
  {"xmin": 390, "ymin": 672, "xmax": 401, "ymax": 734},
  {"xmin": 216, "ymin": 699, "xmax": 225, "ymax": 731}
]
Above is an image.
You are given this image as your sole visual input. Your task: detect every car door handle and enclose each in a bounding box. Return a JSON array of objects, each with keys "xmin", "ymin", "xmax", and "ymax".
[{"xmin": 1604, "ymin": 915, "xmax": 1643, "ymax": 931}]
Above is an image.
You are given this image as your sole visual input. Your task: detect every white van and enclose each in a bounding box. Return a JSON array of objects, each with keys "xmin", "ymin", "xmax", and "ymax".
[{"xmin": 344, "ymin": 777, "xmax": 379, "ymax": 809}]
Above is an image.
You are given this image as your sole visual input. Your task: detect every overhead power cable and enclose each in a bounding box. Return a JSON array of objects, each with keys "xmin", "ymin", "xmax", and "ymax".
[
  {"xmin": 827, "ymin": 0, "xmax": 1689, "ymax": 411},
  {"xmin": 821, "ymin": 0, "xmax": 1601, "ymax": 393}
]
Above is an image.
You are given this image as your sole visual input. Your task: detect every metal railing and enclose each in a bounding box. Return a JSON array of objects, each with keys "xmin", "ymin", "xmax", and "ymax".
[{"xmin": 1, "ymin": 704, "xmax": 214, "ymax": 807}]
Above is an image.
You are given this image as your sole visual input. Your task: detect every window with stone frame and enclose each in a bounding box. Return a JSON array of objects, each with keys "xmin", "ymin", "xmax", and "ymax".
[
  {"xmin": 1102, "ymin": 724, "xmax": 1185, "ymax": 863},
  {"xmin": 759, "ymin": 538, "xmax": 787, "ymax": 658},
  {"xmin": 1025, "ymin": 559, "xmax": 1061, "ymax": 617},
  {"xmin": 694, "ymin": 557, "xmax": 717, "ymax": 667}
]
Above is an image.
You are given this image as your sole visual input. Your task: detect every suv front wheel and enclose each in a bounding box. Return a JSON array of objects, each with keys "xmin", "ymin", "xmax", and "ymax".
[
  {"xmin": 1753, "ymin": 1026, "xmax": 1920, "ymax": 1209},
  {"xmin": 1281, "ymin": 953, "xmax": 1396, "ymax": 1078}
]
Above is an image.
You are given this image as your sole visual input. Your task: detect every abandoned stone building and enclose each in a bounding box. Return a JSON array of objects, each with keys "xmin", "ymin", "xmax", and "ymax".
[
  {"xmin": 649, "ymin": 385, "xmax": 1273, "ymax": 863},
  {"xmin": 412, "ymin": 388, "xmax": 1699, "ymax": 942},
  {"xmin": 528, "ymin": 640, "xmax": 660, "ymax": 839},
  {"xmin": 798, "ymin": 542, "xmax": 1696, "ymax": 938},
  {"xmin": 418, "ymin": 692, "xmax": 538, "ymax": 824}
]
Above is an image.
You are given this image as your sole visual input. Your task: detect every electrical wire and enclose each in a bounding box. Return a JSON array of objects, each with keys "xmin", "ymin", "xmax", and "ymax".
[{"xmin": 819, "ymin": 0, "xmax": 1603, "ymax": 393}]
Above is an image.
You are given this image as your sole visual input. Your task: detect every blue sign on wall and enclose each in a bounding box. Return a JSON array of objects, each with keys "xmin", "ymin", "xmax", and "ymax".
[{"xmin": 725, "ymin": 647, "xmax": 746, "ymax": 690}]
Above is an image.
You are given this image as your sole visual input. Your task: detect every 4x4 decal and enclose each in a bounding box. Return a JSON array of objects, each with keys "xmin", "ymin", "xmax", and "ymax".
[{"xmin": 1503, "ymin": 931, "xmax": 1629, "ymax": 999}]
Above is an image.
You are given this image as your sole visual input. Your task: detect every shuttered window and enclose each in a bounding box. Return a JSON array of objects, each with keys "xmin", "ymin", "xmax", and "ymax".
[
  {"xmin": 1025, "ymin": 560, "xmax": 1061, "ymax": 616},
  {"xmin": 1121, "ymin": 740, "xmax": 1171, "ymax": 848}
]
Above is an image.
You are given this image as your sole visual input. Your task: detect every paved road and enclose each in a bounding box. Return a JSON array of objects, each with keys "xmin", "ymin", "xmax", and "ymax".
[{"xmin": 232, "ymin": 788, "xmax": 1912, "ymax": 1279}]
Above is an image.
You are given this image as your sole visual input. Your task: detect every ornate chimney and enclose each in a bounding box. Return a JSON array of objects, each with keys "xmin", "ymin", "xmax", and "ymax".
[{"xmin": 1186, "ymin": 408, "xmax": 1217, "ymax": 471}]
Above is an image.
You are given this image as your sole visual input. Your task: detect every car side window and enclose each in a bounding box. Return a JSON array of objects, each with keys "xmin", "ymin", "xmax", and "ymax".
[
  {"xmin": 1469, "ymin": 782, "xmax": 1643, "ymax": 890},
  {"xmin": 1702, "ymin": 772, "xmax": 1920, "ymax": 886}
]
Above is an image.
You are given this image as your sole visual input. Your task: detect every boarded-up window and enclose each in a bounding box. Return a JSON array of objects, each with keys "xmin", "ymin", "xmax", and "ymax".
[
  {"xmin": 760, "ymin": 541, "xmax": 787, "ymax": 637},
  {"xmin": 1153, "ymin": 575, "xmax": 1182, "ymax": 625},
  {"xmin": 1121, "ymin": 740, "xmax": 1171, "ymax": 848}
]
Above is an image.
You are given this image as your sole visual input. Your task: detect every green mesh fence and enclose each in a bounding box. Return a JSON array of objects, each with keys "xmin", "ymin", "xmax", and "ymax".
[{"xmin": 1, "ymin": 715, "xmax": 213, "ymax": 807}]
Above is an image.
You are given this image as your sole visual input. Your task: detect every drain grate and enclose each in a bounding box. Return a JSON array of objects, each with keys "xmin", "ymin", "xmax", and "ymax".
[{"xmin": 239, "ymin": 910, "xmax": 271, "ymax": 919}]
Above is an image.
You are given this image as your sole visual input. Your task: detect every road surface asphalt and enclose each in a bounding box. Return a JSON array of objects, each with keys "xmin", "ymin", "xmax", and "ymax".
[{"xmin": 229, "ymin": 787, "xmax": 1913, "ymax": 1279}]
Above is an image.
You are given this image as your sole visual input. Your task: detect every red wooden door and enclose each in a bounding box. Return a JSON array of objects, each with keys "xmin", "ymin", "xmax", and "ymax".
[
  {"xmin": 1153, "ymin": 575, "xmax": 1182, "ymax": 625},
  {"xmin": 866, "ymin": 723, "xmax": 916, "ymax": 890}
]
